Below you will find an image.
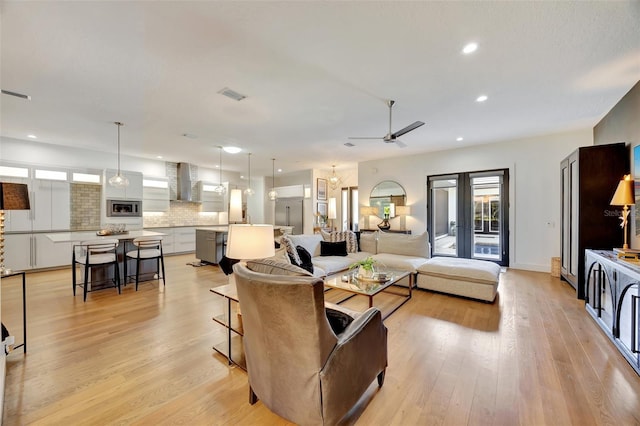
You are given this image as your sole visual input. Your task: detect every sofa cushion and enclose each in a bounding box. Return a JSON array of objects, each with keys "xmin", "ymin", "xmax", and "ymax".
[
  {"xmin": 320, "ymin": 241, "xmax": 348, "ymax": 257},
  {"xmin": 417, "ymin": 257, "xmax": 501, "ymax": 285},
  {"xmin": 312, "ymin": 256, "xmax": 354, "ymax": 276},
  {"xmin": 280, "ymin": 235, "xmax": 301, "ymax": 265},
  {"xmin": 359, "ymin": 231, "xmax": 377, "ymax": 254},
  {"xmin": 288, "ymin": 234, "xmax": 324, "ymax": 257},
  {"xmin": 377, "ymin": 231, "xmax": 429, "ymax": 258},
  {"xmin": 373, "ymin": 253, "xmax": 429, "ymax": 273},
  {"xmin": 246, "ymin": 258, "xmax": 313, "ymax": 277},
  {"xmin": 321, "ymin": 230, "xmax": 358, "ymax": 253}
]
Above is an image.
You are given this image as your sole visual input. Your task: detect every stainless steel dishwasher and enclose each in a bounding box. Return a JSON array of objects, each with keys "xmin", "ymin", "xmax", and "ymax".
[{"xmin": 195, "ymin": 229, "xmax": 226, "ymax": 264}]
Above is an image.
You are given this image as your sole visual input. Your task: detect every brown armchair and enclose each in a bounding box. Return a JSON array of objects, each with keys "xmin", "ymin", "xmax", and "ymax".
[{"xmin": 233, "ymin": 262, "xmax": 388, "ymax": 425}]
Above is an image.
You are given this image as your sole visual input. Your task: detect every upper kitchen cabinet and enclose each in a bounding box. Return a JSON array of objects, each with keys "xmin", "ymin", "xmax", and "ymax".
[
  {"xmin": 0, "ymin": 165, "xmax": 71, "ymax": 232},
  {"xmin": 143, "ymin": 177, "xmax": 170, "ymax": 212},
  {"xmin": 199, "ymin": 181, "xmax": 228, "ymax": 212},
  {"xmin": 103, "ymin": 169, "xmax": 143, "ymax": 200}
]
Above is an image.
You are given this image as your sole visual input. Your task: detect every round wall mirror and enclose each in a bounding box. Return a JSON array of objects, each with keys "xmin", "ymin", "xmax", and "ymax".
[{"xmin": 370, "ymin": 180, "xmax": 406, "ymax": 218}]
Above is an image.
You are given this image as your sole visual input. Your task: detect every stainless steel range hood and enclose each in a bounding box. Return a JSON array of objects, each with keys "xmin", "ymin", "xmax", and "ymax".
[{"xmin": 176, "ymin": 162, "xmax": 193, "ymax": 201}]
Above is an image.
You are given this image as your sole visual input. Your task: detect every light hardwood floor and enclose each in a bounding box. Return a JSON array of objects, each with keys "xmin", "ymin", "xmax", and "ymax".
[{"xmin": 2, "ymin": 254, "xmax": 640, "ymax": 425}]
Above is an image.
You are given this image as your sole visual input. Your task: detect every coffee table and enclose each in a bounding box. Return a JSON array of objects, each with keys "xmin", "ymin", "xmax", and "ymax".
[{"xmin": 324, "ymin": 269, "xmax": 412, "ymax": 319}]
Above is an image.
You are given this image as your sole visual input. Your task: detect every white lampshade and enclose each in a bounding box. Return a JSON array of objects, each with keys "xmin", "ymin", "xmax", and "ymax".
[
  {"xmin": 226, "ymin": 224, "xmax": 275, "ymax": 260},
  {"xmin": 229, "ymin": 189, "xmax": 243, "ymax": 223},
  {"xmin": 360, "ymin": 206, "xmax": 379, "ymax": 217},
  {"xmin": 328, "ymin": 197, "xmax": 337, "ymax": 220},
  {"xmin": 395, "ymin": 206, "xmax": 411, "ymax": 216}
]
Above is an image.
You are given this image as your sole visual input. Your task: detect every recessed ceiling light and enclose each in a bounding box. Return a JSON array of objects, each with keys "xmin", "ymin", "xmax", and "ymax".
[
  {"xmin": 476, "ymin": 95, "xmax": 488, "ymax": 102},
  {"xmin": 156, "ymin": 155, "xmax": 163, "ymax": 159},
  {"xmin": 456, "ymin": 137, "xmax": 464, "ymax": 141},
  {"xmin": 462, "ymin": 42, "xmax": 478, "ymax": 54},
  {"xmin": 27, "ymin": 134, "xmax": 37, "ymax": 139},
  {"xmin": 222, "ymin": 146, "xmax": 242, "ymax": 154},
  {"xmin": 277, "ymin": 168, "xmax": 282, "ymax": 173}
]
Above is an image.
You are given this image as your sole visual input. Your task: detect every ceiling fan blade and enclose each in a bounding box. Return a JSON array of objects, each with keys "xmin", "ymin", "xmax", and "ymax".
[
  {"xmin": 347, "ymin": 136, "xmax": 383, "ymax": 140},
  {"xmin": 391, "ymin": 121, "xmax": 425, "ymax": 138}
]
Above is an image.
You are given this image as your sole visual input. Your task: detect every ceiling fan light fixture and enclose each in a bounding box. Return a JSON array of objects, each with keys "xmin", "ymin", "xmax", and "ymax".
[{"xmin": 109, "ymin": 121, "xmax": 129, "ymax": 188}]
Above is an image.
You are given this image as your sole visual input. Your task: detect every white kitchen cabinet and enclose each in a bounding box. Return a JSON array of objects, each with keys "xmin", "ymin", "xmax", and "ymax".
[
  {"xmin": 4, "ymin": 233, "xmax": 73, "ymax": 270},
  {"xmin": 103, "ymin": 169, "xmax": 143, "ymax": 200},
  {"xmin": 173, "ymin": 227, "xmax": 196, "ymax": 253},
  {"xmin": 143, "ymin": 179, "xmax": 170, "ymax": 212},
  {"xmin": 3, "ymin": 178, "xmax": 70, "ymax": 232},
  {"xmin": 199, "ymin": 181, "xmax": 227, "ymax": 212},
  {"xmin": 3, "ymin": 234, "xmax": 31, "ymax": 271},
  {"xmin": 146, "ymin": 228, "xmax": 175, "ymax": 254}
]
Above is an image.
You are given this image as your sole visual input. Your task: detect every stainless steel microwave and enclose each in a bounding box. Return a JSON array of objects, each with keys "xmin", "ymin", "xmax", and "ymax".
[{"xmin": 106, "ymin": 199, "xmax": 142, "ymax": 217}]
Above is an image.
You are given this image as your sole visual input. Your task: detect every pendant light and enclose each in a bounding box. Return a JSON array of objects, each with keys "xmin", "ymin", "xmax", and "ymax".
[
  {"xmin": 213, "ymin": 146, "xmax": 226, "ymax": 194},
  {"xmin": 108, "ymin": 121, "xmax": 129, "ymax": 188},
  {"xmin": 329, "ymin": 164, "xmax": 342, "ymax": 190},
  {"xmin": 244, "ymin": 153, "xmax": 255, "ymax": 196},
  {"xmin": 268, "ymin": 158, "xmax": 278, "ymax": 201}
]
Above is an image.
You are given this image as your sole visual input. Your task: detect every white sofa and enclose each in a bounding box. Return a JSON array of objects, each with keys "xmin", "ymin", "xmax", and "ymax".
[{"xmin": 286, "ymin": 231, "xmax": 431, "ymax": 283}]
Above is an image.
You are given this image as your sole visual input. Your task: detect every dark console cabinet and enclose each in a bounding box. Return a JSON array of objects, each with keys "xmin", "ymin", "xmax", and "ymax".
[{"xmin": 560, "ymin": 143, "xmax": 628, "ymax": 299}]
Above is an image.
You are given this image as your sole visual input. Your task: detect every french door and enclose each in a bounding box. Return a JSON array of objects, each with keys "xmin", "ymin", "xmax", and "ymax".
[{"xmin": 428, "ymin": 169, "xmax": 509, "ymax": 266}]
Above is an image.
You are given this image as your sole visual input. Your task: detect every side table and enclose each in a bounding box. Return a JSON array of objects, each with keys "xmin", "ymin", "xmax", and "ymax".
[
  {"xmin": 209, "ymin": 282, "xmax": 245, "ymax": 370},
  {"xmin": 1, "ymin": 270, "xmax": 27, "ymax": 353}
]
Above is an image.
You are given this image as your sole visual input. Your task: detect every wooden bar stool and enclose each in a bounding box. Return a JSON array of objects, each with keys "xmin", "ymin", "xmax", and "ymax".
[{"xmin": 72, "ymin": 239, "xmax": 121, "ymax": 301}]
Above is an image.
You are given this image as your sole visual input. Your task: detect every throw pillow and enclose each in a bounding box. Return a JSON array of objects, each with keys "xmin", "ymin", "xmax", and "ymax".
[
  {"xmin": 325, "ymin": 307, "xmax": 354, "ymax": 334},
  {"xmin": 322, "ymin": 230, "xmax": 358, "ymax": 253},
  {"xmin": 280, "ymin": 235, "xmax": 301, "ymax": 265},
  {"xmin": 295, "ymin": 245, "xmax": 314, "ymax": 274},
  {"xmin": 320, "ymin": 240, "xmax": 348, "ymax": 256}
]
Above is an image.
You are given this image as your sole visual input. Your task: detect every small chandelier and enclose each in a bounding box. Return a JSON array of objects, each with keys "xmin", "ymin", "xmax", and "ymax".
[
  {"xmin": 213, "ymin": 146, "xmax": 226, "ymax": 194},
  {"xmin": 268, "ymin": 158, "xmax": 278, "ymax": 201},
  {"xmin": 328, "ymin": 165, "xmax": 342, "ymax": 190},
  {"xmin": 244, "ymin": 153, "xmax": 255, "ymax": 196},
  {"xmin": 108, "ymin": 122, "xmax": 129, "ymax": 188}
]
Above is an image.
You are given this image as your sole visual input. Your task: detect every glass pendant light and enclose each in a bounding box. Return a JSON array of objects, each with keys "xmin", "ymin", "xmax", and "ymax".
[
  {"xmin": 267, "ymin": 158, "xmax": 278, "ymax": 201},
  {"xmin": 244, "ymin": 153, "xmax": 255, "ymax": 196},
  {"xmin": 329, "ymin": 164, "xmax": 342, "ymax": 190},
  {"xmin": 213, "ymin": 146, "xmax": 226, "ymax": 194},
  {"xmin": 108, "ymin": 121, "xmax": 129, "ymax": 187}
]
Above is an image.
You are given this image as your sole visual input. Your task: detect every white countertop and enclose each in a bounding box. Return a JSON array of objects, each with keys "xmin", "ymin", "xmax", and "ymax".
[{"xmin": 47, "ymin": 230, "xmax": 166, "ymax": 243}]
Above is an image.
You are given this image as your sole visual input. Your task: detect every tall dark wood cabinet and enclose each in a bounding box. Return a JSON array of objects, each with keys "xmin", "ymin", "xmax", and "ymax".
[{"xmin": 560, "ymin": 143, "xmax": 628, "ymax": 299}]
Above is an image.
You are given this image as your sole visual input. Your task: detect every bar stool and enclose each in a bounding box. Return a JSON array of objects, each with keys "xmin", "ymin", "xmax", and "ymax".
[
  {"xmin": 72, "ymin": 239, "xmax": 121, "ymax": 302},
  {"xmin": 125, "ymin": 236, "xmax": 165, "ymax": 290}
]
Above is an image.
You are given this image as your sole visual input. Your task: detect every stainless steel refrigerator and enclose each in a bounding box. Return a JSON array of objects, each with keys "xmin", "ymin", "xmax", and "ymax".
[{"xmin": 275, "ymin": 198, "xmax": 303, "ymax": 235}]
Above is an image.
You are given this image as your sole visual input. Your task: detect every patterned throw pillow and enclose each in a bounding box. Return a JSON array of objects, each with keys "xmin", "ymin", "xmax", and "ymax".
[
  {"xmin": 280, "ymin": 234, "xmax": 301, "ymax": 265},
  {"xmin": 321, "ymin": 230, "xmax": 358, "ymax": 253}
]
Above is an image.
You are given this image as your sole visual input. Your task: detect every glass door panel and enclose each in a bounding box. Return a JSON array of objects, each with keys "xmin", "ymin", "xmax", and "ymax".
[
  {"xmin": 471, "ymin": 175, "xmax": 501, "ymax": 260},
  {"xmin": 430, "ymin": 177, "xmax": 458, "ymax": 256}
]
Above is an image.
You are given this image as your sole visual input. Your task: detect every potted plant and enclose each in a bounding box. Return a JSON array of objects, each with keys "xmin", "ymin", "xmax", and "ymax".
[{"xmin": 349, "ymin": 256, "xmax": 377, "ymax": 279}]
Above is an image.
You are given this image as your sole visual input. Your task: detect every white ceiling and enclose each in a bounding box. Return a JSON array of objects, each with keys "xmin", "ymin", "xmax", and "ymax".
[{"xmin": 1, "ymin": 1, "xmax": 639, "ymax": 177}]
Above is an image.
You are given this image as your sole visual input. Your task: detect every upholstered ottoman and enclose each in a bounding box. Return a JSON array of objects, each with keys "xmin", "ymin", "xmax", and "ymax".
[{"xmin": 416, "ymin": 257, "xmax": 501, "ymax": 302}]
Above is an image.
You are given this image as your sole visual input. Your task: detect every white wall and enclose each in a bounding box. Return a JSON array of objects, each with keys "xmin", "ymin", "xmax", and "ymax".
[{"xmin": 358, "ymin": 128, "xmax": 592, "ymax": 272}]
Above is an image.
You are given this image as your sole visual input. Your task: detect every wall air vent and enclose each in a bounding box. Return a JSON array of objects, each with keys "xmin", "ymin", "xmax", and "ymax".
[{"xmin": 218, "ymin": 87, "xmax": 247, "ymax": 101}]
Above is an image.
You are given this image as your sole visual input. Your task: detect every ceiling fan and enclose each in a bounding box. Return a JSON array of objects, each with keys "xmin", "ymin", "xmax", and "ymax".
[{"xmin": 347, "ymin": 100, "xmax": 424, "ymax": 148}]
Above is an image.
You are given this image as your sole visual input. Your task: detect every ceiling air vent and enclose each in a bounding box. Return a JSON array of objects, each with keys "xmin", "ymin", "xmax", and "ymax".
[
  {"xmin": 218, "ymin": 87, "xmax": 247, "ymax": 101},
  {"xmin": 344, "ymin": 142, "xmax": 355, "ymax": 147}
]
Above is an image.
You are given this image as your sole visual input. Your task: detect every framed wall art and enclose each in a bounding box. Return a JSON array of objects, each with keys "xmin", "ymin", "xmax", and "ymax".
[{"xmin": 317, "ymin": 178, "xmax": 327, "ymax": 201}]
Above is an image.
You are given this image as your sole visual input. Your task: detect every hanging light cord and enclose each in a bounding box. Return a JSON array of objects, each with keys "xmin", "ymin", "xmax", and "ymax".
[
  {"xmin": 272, "ymin": 158, "xmax": 275, "ymax": 189},
  {"xmin": 116, "ymin": 122, "xmax": 122, "ymax": 174}
]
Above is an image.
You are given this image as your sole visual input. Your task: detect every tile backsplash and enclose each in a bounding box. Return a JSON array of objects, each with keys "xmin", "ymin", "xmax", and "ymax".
[
  {"xmin": 142, "ymin": 201, "xmax": 223, "ymax": 228},
  {"xmin": 70, "ymin": 183, "xmax": 102, "ymax": 230}
]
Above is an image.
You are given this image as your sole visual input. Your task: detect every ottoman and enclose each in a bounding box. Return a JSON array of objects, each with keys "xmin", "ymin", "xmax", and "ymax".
[{"xmin": 416, "ymin": 257, "xmax": 501, "ymax": 302}]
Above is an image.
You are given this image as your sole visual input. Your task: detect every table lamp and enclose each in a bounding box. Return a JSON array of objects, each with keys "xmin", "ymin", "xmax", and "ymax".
[
  {"xmin": 226, "ymin": 224, "xmax": 275, "ymax": 261},
  {"xmin": 360, "ymin": 206, "xmax": 378, "ymax": 230},
  {"xmin": 610, "ymin": 174, "xmax": 635, "ymax": 251},
  {"xmin": 395, "ymin": 205, "xmax": 412, "ymax": 231},
  {"xmin": 0, "ymin": 182, "xmax": 31, "ymax": 274}
]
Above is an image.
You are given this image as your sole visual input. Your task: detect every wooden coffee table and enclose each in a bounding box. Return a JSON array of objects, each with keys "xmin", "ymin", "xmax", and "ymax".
[{"xmin": 324, "ymin": 269, "xmax": 412, "ymax": 319}]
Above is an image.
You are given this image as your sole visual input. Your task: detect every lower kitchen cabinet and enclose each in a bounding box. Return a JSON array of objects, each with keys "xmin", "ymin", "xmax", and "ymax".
[
  {"xmin": 585, "ymin": 249, "xmax": 640, "ymax": 375},
  {"xmin": 4, "ymin": 233, "xmax": 72, "ymax": 271},
  {"xmin": 173, "ymin": 227, "xmax": 196, "ymax": 253}
]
